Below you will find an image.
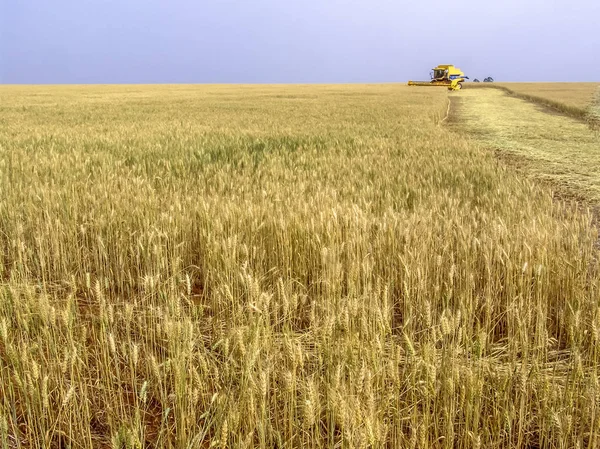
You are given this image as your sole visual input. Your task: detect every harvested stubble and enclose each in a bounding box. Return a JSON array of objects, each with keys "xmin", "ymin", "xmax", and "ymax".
[
  {"xmin": 467, "ymin": 82, "xmax": 600, "ymax": 122},
  {"xmin": 450, "ymin": 88, "xmax": 600, "ymax": 203},
  {"xmin": 590, "ymin": 87, "xmax": 600, "ymax": 123},
  {"xmin": 1, "ymin": 84, "xmax": 600, "ymax": 448},
  {"xmin": 496, "ymin": 82, "xmax": 599, "ymax": 111}
]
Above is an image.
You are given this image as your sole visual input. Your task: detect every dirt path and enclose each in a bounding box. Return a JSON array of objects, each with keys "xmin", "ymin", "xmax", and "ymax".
[{"xmin": 450, "ymin": 88, "xmax": 600, "ymax": 202}]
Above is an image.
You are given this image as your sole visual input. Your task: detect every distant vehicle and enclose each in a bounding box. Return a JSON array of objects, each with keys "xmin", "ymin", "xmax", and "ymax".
[{"xmin": 483, "ymin": 77, "xmax": 494, "ymax": 83}]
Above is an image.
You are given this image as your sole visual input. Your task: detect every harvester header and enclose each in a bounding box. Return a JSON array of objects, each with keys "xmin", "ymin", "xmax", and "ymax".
[{"xmin": 408, "ymin": 64, "xmax": 469, "ymax": 91}]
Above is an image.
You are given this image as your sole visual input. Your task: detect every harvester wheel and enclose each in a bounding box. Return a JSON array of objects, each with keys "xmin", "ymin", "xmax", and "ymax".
[{"xmin": 456, "ymin": 83, "xmax": 463, "ymax": 90}]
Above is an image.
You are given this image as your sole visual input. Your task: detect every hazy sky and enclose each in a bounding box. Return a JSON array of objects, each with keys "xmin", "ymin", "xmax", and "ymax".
[{"xmin": 1, "ymin": 0, "xmax": 599, "ymax": 84}]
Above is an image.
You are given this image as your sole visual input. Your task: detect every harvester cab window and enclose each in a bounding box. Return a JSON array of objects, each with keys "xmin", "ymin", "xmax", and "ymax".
[{"xmin": 433, "ymin": 70, "xmax": 446, "ymax": 79}]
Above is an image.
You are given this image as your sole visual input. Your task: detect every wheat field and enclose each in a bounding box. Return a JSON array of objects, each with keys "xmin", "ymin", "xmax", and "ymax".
[
  {"xmin": 496, "ymin": 83, "xmax": 599, "ymax": 110},
  {"xmin": 451, "ymin": 87, "xmax": 600, "ymax": 202},
  {"xmin": 1, "ymin": 84, "xmax": 600, "ymax": 448},
  {"xmin": 468, "ymin": 82, "xmax": 600, "ymax": 121},
  {"xmin": 590, "ymin": 88, "xmax": 600, "ymax": 122}
]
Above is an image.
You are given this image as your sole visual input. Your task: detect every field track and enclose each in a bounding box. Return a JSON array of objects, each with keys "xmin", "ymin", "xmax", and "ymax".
[{"xmin": 450, "ymin": 88, "xmax": 600, "ymax": 203}]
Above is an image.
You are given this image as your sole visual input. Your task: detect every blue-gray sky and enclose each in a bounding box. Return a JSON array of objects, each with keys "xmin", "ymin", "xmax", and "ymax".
[{"xmin": 1, "ymin": 0, "xmax": 599, "ymax": 84}]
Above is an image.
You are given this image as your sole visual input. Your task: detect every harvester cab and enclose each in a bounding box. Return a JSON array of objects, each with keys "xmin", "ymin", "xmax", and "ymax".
[
  {"xmin": 432, "ymin": 68, "xmax": 448, "ymax": 81},
  {"xmin": 409, "ymin": 65, "xmax": 469, "ymax": 91}
]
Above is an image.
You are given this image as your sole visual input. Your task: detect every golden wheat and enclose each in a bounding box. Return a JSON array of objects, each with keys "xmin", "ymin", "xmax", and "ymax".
[{"xmin": 0, "ymin": 84, "xmax": 599, "ymax": 448}]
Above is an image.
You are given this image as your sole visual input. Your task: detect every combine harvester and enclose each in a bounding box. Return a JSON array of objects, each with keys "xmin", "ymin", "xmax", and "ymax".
[{"xmin": 408, "ymin": 65, "xmax": 469, "ymax": 91}]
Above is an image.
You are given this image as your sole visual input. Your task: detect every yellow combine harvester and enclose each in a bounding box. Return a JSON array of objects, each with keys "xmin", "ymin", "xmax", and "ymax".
[{"xmin": 408, "ymin": 65, "xmax": 469, "ymax": 91}]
